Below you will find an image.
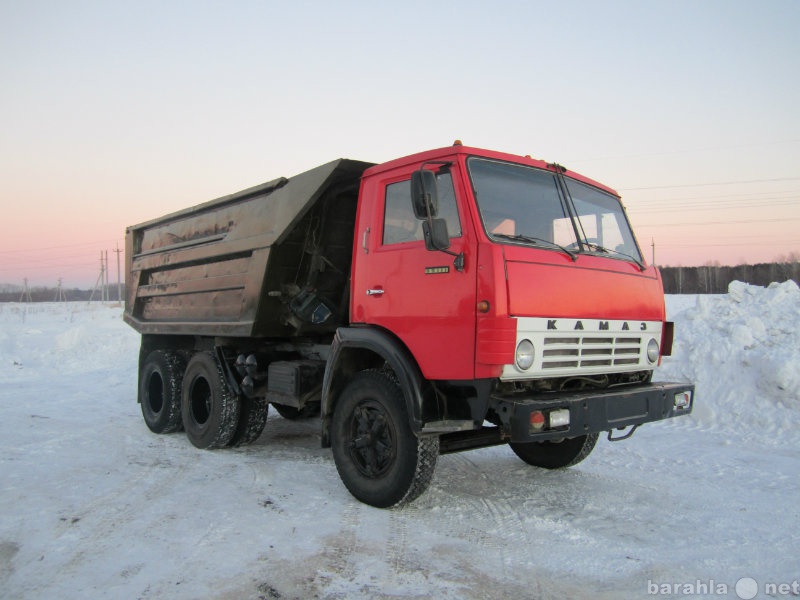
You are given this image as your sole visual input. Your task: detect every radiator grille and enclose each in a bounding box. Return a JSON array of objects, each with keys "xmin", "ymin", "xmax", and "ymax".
[{"xmin": 541, "ymin": 335, "xmax": 642, "ymax": 369}]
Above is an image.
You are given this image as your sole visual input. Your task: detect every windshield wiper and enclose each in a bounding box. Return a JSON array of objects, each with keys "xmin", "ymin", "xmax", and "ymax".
[
  {"xmin": 493, "ymin": 233, "xmax": 578, "ymax": 261},
  {"xmin": 582, "ymin": 242, "xmax": 646, "ymax": 271}
]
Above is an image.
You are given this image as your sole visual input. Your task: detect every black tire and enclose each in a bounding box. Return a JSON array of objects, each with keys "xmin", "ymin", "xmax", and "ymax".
[
  {"xmin": 139, "ymin": 350, "xmax": 186, "ymax": 434},
  {"xmin": 181, "ymin": 352, "xmax": 240, "ymax": 449},
  {"xmin": 509, "ymin": 433, "xmax": 599, "ymax": 469},
  {"xmin": 228, "ymin": 396, "xmax": 269, "ymax": 447},
  {"xmin": 331, "ymin": 370, "xmax": 438, "ymax": 508},
  {"xmin": 273, "ymin": 402, "xmax": 320, "ymax": 420}
]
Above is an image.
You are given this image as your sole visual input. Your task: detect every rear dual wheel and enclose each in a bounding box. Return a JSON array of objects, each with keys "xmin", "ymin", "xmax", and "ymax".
[
  {"xmin": 181, "ymin": 352, "xmax": 240, "ymax": 449},
  {"xmin": 229, "ymin": 395, "xmax": 269, "ymax": 447},
  {"xmin": 139, "ymin": 350, "xmax": 185, "ymax": 434}
]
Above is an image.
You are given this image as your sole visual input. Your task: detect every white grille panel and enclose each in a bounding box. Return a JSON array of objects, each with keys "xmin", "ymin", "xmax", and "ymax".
[
  {"xmin": 540, "ymin": 335, "xmax": 643, "ymax": 369},
  {"xmin": 501, "ymin": 317, "xmax": 663, "ymax": 381}
]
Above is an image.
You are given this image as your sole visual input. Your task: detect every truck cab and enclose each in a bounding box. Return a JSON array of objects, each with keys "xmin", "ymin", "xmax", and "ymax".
[{"xmin": 351, "ymin": 143, "xmax": 666, "ymax": 382}]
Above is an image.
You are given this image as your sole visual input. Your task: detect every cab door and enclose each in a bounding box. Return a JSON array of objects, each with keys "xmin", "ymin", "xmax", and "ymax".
[{"xmin": 351, "ymin": 164, "xmax": 477, "ymax": 380}]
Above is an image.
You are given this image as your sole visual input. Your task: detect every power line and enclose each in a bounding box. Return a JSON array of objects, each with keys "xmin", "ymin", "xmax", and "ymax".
[
  {"xmin": 636, "ymin": 217, "xmax": 800, "ymax": 228},
  {"xmin": 630, "ymin": 189, "xmax": 799, "ymax": 202},
  {"xmin": 630, "ymin": 195, "xmax": 798, "ymax": 207},
  {"xmin": 659, "ymin": 241, "xmax": 798, "ymax": 248},
  {"xmin": 0, "ymin": 261, "xmax": 97, "ymax": 272},
  {"xmin": 630, "ymin": 199, "xmax": 799, "ymax": 214},
  {"xmin": 621, "ymin": 176, "xmax": 800, "ymax": 191},
  {"xmin": 628, "ymin": 201, "xmax": 800, "ymax": 216},
  {"xmin": 0, "ymin": 239, "xmax": 120, "ymax": 255},
  {"xmin": 566, "ymin": 138, "xmax": 800, "ymax": 164}
]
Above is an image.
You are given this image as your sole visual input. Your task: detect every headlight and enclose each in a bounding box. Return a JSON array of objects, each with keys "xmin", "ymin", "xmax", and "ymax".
[
  {"xmin": 515, "ymin": 339, "xmax": 535, "ymax": 370},
  {"xmin": 647, "ymin": 338, "xmax": 660, "ymax": 363}
]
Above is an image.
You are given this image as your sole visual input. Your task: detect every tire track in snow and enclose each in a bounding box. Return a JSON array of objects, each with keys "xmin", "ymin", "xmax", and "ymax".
[
  {"xmin": 429, "ymin": 448, "xmax": 606, "ymax": 579},
  {"xmin": 427, "ymin": 451, "xmax": 526, "ymax": 576},
  {"xmin": 387, "ymin": 508, "xmax": 410, "ymax": 575},
  {"xmin": 314, "ymin": 500, "xmax": 361, "ymax": 596}
]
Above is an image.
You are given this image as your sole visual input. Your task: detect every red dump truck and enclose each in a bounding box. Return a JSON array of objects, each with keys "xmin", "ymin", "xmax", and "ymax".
[{"xmin": 124, "ymin": 142, "xmax": 694, "ymax": 507}]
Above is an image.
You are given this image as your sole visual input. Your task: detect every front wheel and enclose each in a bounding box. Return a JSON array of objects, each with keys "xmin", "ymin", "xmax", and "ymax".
[
  {"xmin": 331, "ymin": 370, "xmax": 438, "ymax": 508},
  {"xmin": 509, "ymin": 433, "xmax": 598, "ymax": 469}
]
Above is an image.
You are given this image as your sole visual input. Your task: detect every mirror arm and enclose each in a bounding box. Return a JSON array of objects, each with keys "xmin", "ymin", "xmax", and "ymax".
[{"xmin": 435, "ymin": 244, "xmax": 465, "ymax": 272}]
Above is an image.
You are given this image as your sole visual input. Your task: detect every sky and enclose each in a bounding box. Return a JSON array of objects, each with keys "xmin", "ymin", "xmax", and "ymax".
[{"xmin": 1, "ymin": 0, "xmax": 798, "ymax": 288}]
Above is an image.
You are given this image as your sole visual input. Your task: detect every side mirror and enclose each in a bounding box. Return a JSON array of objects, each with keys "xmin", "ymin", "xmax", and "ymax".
[
  {"xmin": 411, "ymin": 169, "xmax": 438, "ymax": 219},
  {"xmin": 422, "ymin": 218, "xmax": 450, "ymax": 251}
]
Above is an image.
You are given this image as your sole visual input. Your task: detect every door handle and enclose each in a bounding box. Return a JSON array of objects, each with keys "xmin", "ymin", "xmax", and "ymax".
[{"xmin": 366, "ymin": 289, "xmax": 385, "ymax": 296}]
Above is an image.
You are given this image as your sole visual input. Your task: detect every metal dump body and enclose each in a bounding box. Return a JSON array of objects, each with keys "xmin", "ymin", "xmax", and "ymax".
[{"xmin": 124, "ymin": 159, "xmax": 374, "ymax": 338}]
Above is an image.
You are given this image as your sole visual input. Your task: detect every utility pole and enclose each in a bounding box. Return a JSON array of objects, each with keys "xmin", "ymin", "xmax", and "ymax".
[
  {"xmin": 651, "ymin": 238, "xmax": 655, "ymax": 266},
  {"xmin": 19, "ymin": 278, "xmax": 32, "ymax": 302},
  {"xmin": 114, "ymin": 243, "xmax": 123, "ymax": 304},
  {"xmin": 89, "ymin": 252, "xmax": 106, "ymax": 303},
  {"xmin": 54, "ymin": 278, "xmax": 67, "ymax": 302},
  {"xmin": 105, "ymin": 250, "xmax": 110, "ymax": 302}
]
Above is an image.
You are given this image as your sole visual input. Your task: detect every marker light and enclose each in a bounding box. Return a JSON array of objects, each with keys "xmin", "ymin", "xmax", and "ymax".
[{"xmin": 674, "ymin": 391, "xmax": 692, "ymax": 410}]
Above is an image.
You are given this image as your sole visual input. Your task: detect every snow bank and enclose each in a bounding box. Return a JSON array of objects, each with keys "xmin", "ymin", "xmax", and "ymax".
[{"xmin": 659, "ymin": 280, "xmax": 800, "ymax": 439}]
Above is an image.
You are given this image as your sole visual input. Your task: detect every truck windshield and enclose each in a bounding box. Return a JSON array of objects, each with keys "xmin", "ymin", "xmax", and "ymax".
[
  {"xmin": 564, "ymin": 177, "xmax": 643, "ymax": 263},
  {"xmin": 468, "ymin": 158, "xmax": 643, "ymax": 264}
]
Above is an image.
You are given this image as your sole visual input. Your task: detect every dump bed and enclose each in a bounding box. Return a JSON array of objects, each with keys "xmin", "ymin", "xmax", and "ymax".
[{"xmin": 124, "ymin": 159, "xmax": 374, "ymax": 338}]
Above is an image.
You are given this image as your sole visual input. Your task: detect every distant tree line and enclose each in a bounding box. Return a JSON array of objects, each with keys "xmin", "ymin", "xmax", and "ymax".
[{"xmin": 659, "ymin": 261, "xmax": 800, "ymax": 294}]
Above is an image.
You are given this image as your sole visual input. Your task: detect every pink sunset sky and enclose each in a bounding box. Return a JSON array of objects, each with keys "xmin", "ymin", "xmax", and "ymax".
[{"xmin": 1, "ymin": 1, "xmax": 798, "ymax": 289}]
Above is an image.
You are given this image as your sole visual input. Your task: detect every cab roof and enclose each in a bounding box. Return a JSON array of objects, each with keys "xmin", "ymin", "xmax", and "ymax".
[{"xmin": 362, "ymin": 143, "xmax": 620, "ymax": 197}]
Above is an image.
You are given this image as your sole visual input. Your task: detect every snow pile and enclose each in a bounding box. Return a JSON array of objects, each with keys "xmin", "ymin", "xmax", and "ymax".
[{"xmin": 658, "ymin": 280, "xmax": 800, "ymax": 439}]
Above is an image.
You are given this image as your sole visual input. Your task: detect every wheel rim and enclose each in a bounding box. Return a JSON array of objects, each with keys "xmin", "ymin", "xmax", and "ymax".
[
  {"xmin": 189, "ymin": 377, "xmax": 212, "ymax": 425},
  {"xmin": 146, "ymin": 371, "xmax": 164, "ymax": 414},
  {"xmin": 347, "ymin": 401, "xmax": 396, "ymax": 478}
]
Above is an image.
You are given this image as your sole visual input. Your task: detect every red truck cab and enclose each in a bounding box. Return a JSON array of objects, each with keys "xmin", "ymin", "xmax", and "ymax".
[{"xmin": 352, "ymin": 143, "xmax": 667, "ymax": 380}]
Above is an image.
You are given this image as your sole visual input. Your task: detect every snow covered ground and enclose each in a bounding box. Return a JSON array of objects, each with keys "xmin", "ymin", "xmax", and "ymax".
[{"xmin": 1, "ymin": 282, "xmax": 798, "ymax": 600}]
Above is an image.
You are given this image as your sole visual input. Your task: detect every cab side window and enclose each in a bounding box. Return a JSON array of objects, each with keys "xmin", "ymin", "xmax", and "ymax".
[{"xmin": 382, "ymin": 172, "xmax": 461, "ymax": 245}]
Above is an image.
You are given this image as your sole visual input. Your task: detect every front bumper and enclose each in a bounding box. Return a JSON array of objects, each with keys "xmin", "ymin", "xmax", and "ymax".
[{"xmin": 493, "ymin": 381, "xmax": 694, "ymax": 443}]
